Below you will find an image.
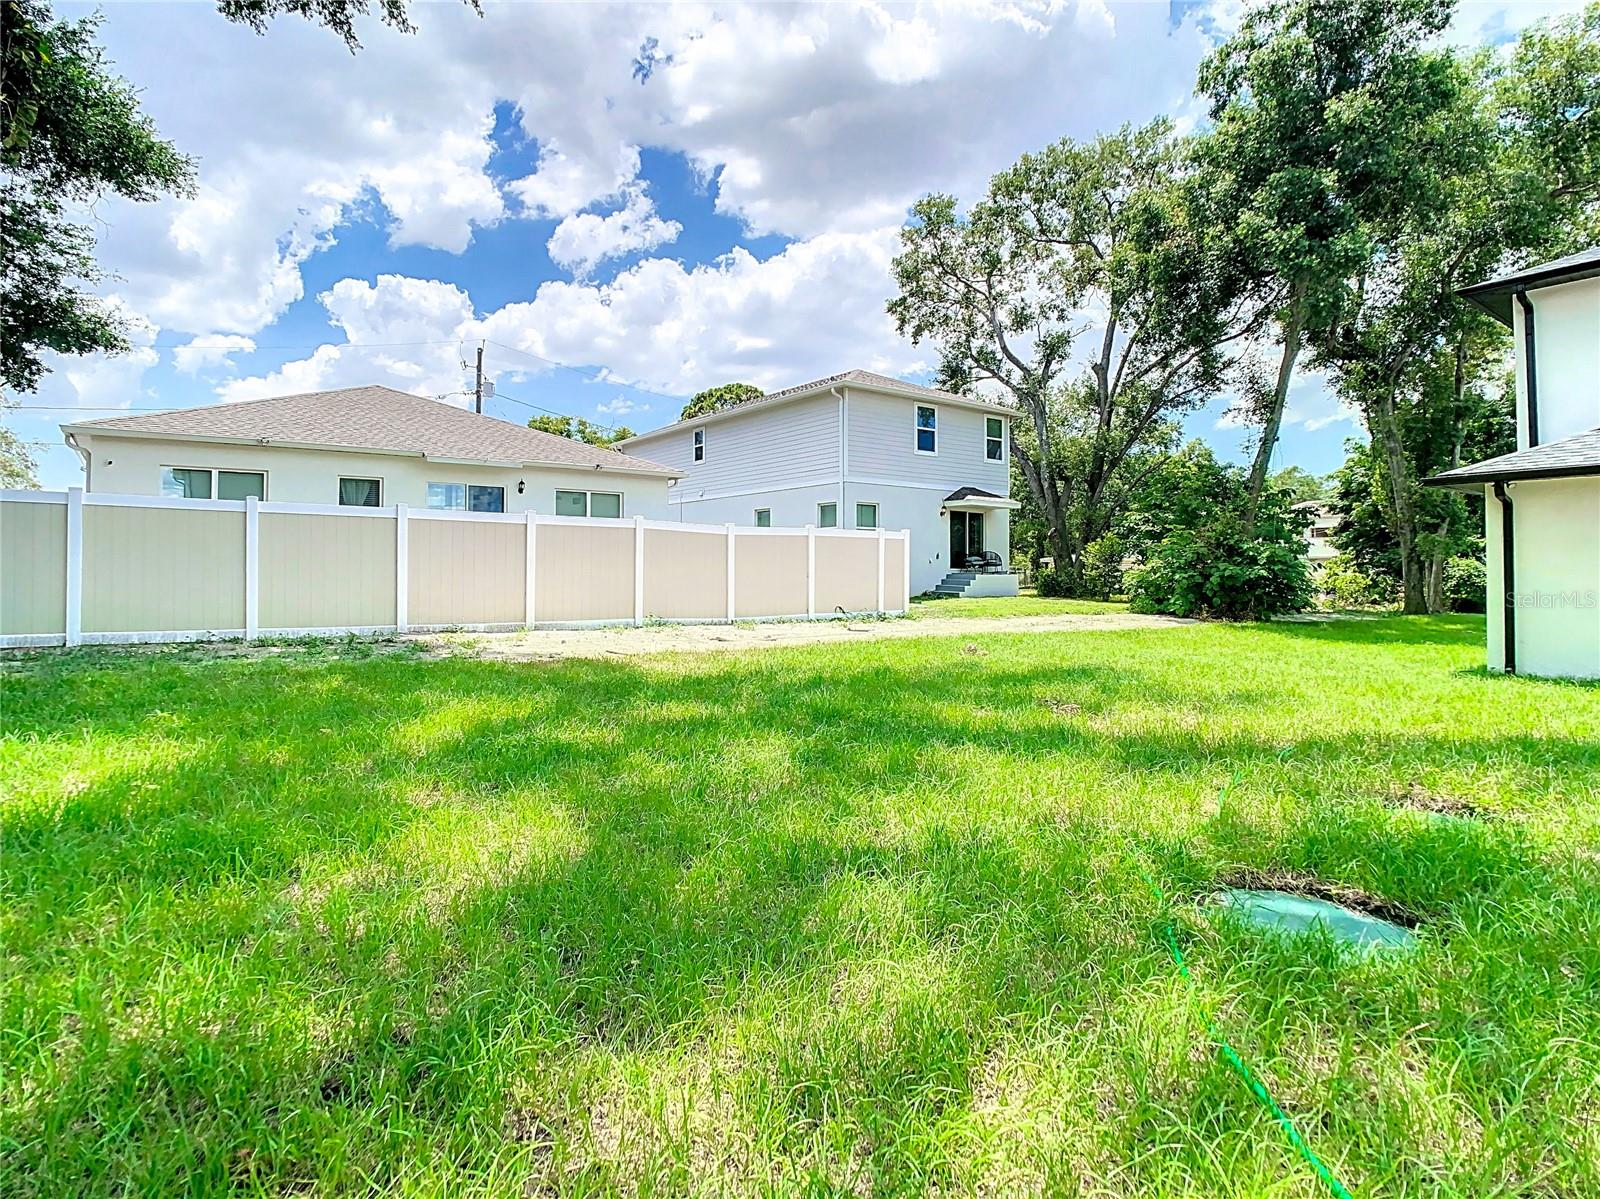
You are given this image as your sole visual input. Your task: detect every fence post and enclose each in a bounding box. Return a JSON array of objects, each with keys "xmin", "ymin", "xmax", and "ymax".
[
  {"xmin": 65, "ymin": 487, "xmax": 83, "ymax": 647},
  {"xmin": 806, "ymin": 524, "xmax": 816, "ymax": 618},
  {"xmin": 876, "ymin": 527, "xmax": 886, "ymax": 614},
  {"xmin": 634, "ymin": 514, "xmax": 646, "ymax": 626},
  {"xmin": 902, "ymin": 529, "xmax": 912, "ymax": 612},
  {"xmin": 524, "ymin": 511, "xmax": 537, "ymax": 629},
  {"xmin": 725, "ymin": 523, "xmax": 736, "ymax": 622},
  {"xmin": 244, "ymin": 495, "xmax": 260, "ymax": 639},
  {"xmin": 395, "ymin": 503, "xmax": 409, "ymax": 633}
]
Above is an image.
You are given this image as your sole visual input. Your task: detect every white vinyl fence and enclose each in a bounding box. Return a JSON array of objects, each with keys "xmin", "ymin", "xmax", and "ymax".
[{"xmin": 0, "ymin": 489, "xmax": 911, "ymax": 648}]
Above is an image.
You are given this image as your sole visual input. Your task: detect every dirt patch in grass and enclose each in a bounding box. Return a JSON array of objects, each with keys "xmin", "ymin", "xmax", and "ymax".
[
  {"xmin": 1385, "ymin": 781, "xmax": 1493, "ymax": 821},
  {"xmin": 1218, "ymin": 868, "xmax": 1421, "ymax": 929}
]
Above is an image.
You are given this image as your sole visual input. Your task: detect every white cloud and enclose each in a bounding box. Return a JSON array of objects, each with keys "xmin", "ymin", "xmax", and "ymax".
[
  {"xmin": 216, "ymin": 275, "xmax": 477, "ymax": 403},
  {"xmin": 510, "ymin": 143, "xmax": 642, "ymax": 219},
  {"xmin": 597, "ymin": 396, "xmax": 650, "ymax": 416},
  {"xmin": 547, "ymin": 186, "xmax": 682, "ymax": 277},
  {"xmin": 172, "ymin": 335, "xmax": 257, "ymax": 374}
]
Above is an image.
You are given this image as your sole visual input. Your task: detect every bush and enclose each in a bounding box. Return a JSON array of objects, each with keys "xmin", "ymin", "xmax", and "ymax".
[
  {"xmin": 1126, "ymin": 509, "xmax": 1312, "ymax": 620},
  {"xmin": 1034, "ymin": 566, "xmax": 1070, "ymax": 598},
  {"xmin": 1080, "ymin": 534, "xmax": 1125, "ymax": 601},
  {"xmin": 1443, "ymin": 556, "xmax": 1487, "ymax": 613},
  {"xmin": 1314, "ymin": 554, "xmax": 1396, "ymax": 609}
]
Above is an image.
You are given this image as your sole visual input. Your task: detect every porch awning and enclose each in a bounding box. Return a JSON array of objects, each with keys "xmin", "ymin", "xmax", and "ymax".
[{"xmin": 943, "ymin": 486, "xmax": 1020, "ymax": 510}]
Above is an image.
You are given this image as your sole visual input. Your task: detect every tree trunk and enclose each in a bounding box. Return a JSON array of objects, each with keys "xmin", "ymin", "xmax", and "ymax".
[
  {"xmin": 1245, "ymin": 277, "xmax": 1309, "ymax": 527},
  {"xmin": 1367, "ymin": 371, "xmax": 1427, "ymax": 614}
]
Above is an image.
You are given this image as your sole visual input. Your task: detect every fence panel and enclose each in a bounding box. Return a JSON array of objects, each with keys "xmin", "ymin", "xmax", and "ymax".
[
  {"xmin": 260, "ymin": 511, "xmax": 396, "ymax": 631},
  {"xmin": 535, "ymin": 521, "xmax": 634, "ymax": 623},
  {"xmin": 643, "ymin": 527, "xmax": 727, "ymax": 620},
  {"xmin": 0, "ymin": 491, "xmax": 910, "ymax": 645},
  {"xmin": 84, "ymin": 504, "xmax": 245, "ymax": 634},
  {"xmin": 0, "ymin": 498, "xmax": 67, "ymax": 637},
  {"xmin": 409, "ymin": 517, "xmax": 526, "ymax": 627},
  {"xmin": 734, "ymin": 532, "xmax": 809, "ymax": 619},
  {"xmin": 814, "ymin": 535, "xmax": 879, "ymax": 614}
]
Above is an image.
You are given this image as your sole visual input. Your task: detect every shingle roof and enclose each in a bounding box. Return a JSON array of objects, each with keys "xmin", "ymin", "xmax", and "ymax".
[
  {"xmin": 1423, "ymin": 427, "xmax": 1600, "ymax": 488},
  {"xmin": 66, "ymin": 385, "xmax": 678, "ymax": 476},
  {"xmin": 618, "ymin": 368, "xmax": 1015, "ymax": 446},
  {"xmin": 944, "ymin": 486, "xmax": 1007, "ymax": 502},
  {"xmin": 1457, "ymin": 247, "xmax": 1600, "ymax": 324}
]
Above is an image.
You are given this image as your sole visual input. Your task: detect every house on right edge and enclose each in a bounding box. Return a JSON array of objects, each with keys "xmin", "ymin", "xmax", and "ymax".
[{"xmin": 1425, "ymin": 248, "xmax": 1600, "ymax": 679}]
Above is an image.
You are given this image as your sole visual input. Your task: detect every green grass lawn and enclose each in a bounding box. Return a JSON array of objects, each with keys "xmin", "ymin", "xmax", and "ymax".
[
  {"xmin": 909, "ymin": 591, "xmax": 1128, "ymax": 618},
  {"xmin": 3, "ymin": 617, "xmax": 1598, "ymax": 1197}
]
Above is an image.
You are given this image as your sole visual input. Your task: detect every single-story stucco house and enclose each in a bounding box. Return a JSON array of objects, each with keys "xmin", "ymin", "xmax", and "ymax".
[
  {"xmin": 1425, "ymin": 248, "xmax": 1600, "ymax": 680},
  {"xmin": 61, "ymin": 385, "xmax": 681, "ymax": 517}
]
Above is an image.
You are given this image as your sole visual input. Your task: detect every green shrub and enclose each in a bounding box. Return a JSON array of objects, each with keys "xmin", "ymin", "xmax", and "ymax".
[
  {"xmin": 1314, "ymin": 554, "xmax": 1396, "ymax": 609},
  {"xmin": 1081, "ymin": 534, "xmax": 1125, "ymax": 601},
  {"xmin": 1443, "ymin": 556, "xmax": 1487, "ymax": 613},
  {"xmin": 1034, "ymin": 566, "xmax": 1070, "ymax": 598},
  {"xmin": 1127, "ymin": 509, "xmax": 1312, "ymax": 620}
]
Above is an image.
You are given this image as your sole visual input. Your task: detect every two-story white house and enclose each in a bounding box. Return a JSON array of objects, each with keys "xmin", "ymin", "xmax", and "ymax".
[
  {"xmin": 618, "ymin": 370, "xmax": 1020, "ymax": 597},
  {"xmin": 1426, "ymin": 247, "xmax": 1600, "ymax": 679}
]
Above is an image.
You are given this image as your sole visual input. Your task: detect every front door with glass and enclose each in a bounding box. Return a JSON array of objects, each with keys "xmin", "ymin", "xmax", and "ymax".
[{"xmin": 949, "ymin": 511, "xmax": 984, "ymax": 567}]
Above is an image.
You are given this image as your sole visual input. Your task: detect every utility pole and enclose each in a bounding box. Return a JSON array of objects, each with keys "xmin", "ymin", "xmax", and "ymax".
[{"xmin": 474, "ymin": 342, "xmax": 485, "ymax": 414}]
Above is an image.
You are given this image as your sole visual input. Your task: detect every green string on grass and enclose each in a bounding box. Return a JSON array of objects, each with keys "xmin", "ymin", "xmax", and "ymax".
[{"xmin": 1132, "ymin": 860, "xmax": 1356, "ymax": 1199}]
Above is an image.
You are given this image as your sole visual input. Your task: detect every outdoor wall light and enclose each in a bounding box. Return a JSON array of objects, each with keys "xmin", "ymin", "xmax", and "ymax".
[{"xmin": 517, "ymin": 479, "xmax": 525, "ymax": 494}]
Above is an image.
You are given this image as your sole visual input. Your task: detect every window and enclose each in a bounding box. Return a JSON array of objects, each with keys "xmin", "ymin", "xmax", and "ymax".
[
  {"xmin": 161, "ymin": 467, "xmax": 265, "ymax": 500},
  {"xmin": 754, "ymin": 508, "xmax": 772, "ymax": 528},
  {"xmin": 468, "ymin": 485, "xmax": 505, "ymax": 513},
  {"xmin": 915, "ymin": 404, "xmax": 937, "ymax": 454},
  {"xmin": 555, "ymin": 489, "xmax": 623, "ymax": 518},
  {"xmin": 986, "ymin": 416, "xmax": 1005, "ymax": 462},
  {"xmin": 693, "ymin": 428, "xmax": 705, "ymax": 462},
  {"xmin": 817, "ymin": 502, "xmax": 837, "ymax": 528},
  {"xmin": 428, "ymin": 482, "xmax": 466, "ymax": 510},
  {"xmin": 339, "ymin": 477, "xmax": 382, "ymax": 507},
  {"xmin": 855, "ymin": 502, "xmax": 878, "ymax": 529}
]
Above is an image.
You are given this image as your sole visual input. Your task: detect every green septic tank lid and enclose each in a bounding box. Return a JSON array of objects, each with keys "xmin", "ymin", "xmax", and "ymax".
[{"xmin": 1218, "ymin": 889, "xmax": 1417, "ymax": 951}]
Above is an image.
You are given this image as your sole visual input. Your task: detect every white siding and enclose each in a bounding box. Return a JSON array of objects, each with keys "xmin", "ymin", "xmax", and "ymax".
[
  {"xmin": 846, "ymin": 390, "xmax": 1010, "ymax": 496},
  {"xmin": 1513, "ymin": 276, "xmax": 1600, "ymax": 448},
  {"xmin": 631, "ymin": 394, "xmax": 841, "ymax": 500},
  {"xmin": 1486, "ymin": 477, "xmax": 1600, "ymax": 680}
]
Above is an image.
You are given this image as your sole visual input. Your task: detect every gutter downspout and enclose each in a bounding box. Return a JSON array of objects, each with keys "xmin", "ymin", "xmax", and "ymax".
[
  {"xmin": 1493, "ymin": 481, "xmax": 1516, "ymax": 675},
  {"xmin": 1515, "ymin": 290, "xmax": 1539, "ymax": 447},
  {"xmin": 831, "ymin": 386, "xmax": 847, "ymax": 523}
]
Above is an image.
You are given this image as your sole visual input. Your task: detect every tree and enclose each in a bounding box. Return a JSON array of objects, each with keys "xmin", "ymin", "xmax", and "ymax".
[
  {"xmin": 217, "ymin": 0, "xmax": 479, "ymax": 50},
  {"xmin": 679, "ymin": 382, "xmax": 761, "ymax": 422},
  {"xmin": 0, "ymin": 399, "xmax": 41, "ymax": 488},
  {"xmin": 1313, "ymin": 13, "xmax": 1599, "ymax": 611},
  {"xmin": 526, "ymin": 414, "xmax": 634, "ymax": 448},
  {"xmin": 1197, "ymin": 0, "xmax": 1459, "ymax": 523},
  {"xmin": 1, "ymin": 0, "xmax": 193, "ymax": 393},
  {"xmin": 891, "ymin": 122, "xmax": 1257, "ymax": 594},
  {"xmin": 1270, "ymin": 465, "xmax": 1331, "ymax": 505}
]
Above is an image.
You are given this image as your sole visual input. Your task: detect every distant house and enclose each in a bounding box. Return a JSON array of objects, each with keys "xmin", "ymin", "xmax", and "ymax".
[
  {"xmin": 1425, "ymin": 248, "xmax": 1600, "ymax": 679},
  {"xmin": 62, "ymin": 385, "xmax": 680, "ymax": 517},
  {"xmin": 1293, "ymin": 501, "xmax": 1340, "ymax": 564},
  {"xmin": 617, "ymin": 370, "xmax": 1020, "ymax": 596}
]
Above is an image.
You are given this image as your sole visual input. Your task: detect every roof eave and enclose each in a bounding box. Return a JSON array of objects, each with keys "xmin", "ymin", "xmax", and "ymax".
[
  {"xmin": 1423, "ymin": 462, "xmax": 1600, "ymax": 489},
  {"xmin": 618, "ymin": 379, "xmax": 1014, "ymax": 447},
  {"xmin": 67, "ymin": 423, "xmax": 680, "ymax": 477}
]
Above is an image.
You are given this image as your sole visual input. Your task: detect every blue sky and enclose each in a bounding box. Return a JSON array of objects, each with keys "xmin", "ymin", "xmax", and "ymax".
[{"xmin": 15, "ymin": 0, "xmax": 1572, "ymax": 489}]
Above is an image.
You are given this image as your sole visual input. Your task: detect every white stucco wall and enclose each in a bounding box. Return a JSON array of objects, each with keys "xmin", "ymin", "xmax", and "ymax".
[
  {"xmin": 1513, "ymin": 276, "xmax": 1600, "ymax": 448},
  {"xmin": 71, "ymin": 433, "xmax": 674, "ymax": 517},
  {"xmin": 1485, "ymin": 477, "xmax": 1600, "ymax": 679}
]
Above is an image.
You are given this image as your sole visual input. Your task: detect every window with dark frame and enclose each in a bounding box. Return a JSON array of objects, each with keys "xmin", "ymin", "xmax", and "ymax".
[
  {"xmin": 915, "ymin": 405, "xmax": 937, "ymax": 453},
  {"xmin": 985, "ymin": 416, "xmax": 1004, "ymax": 461},
  {"xmin": 339, "ymin": 477, "xmax": 382, "ymax": 506},
  {"xmin": 693, "ymin": 428, "xmax": 705, "ymax": 462}
]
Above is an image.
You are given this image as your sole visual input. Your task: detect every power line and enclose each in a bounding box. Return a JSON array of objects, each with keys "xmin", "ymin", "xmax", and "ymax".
[{"xmin": 484, "ymin": 339, "xmax": 685, "ymax": 404}]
